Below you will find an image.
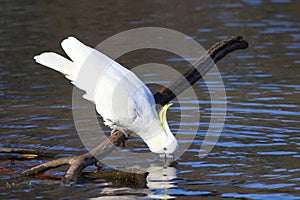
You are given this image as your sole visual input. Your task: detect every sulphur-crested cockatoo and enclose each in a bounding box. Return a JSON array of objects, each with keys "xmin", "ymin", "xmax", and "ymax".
[{"xmin": 34, "ymin": 37, "xmax": 177, "ymax": 156}]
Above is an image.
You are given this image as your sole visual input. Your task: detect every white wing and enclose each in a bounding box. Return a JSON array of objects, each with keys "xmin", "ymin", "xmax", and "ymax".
[{"xmin": 34, "ymin": 37, "xmax": 156, "ymax": 130}]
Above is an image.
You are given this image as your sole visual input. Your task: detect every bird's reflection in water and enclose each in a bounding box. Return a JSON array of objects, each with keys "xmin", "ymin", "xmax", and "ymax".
[{"xmin": 146, "ymin": 158, "xmax": 178, "ymax": 199}]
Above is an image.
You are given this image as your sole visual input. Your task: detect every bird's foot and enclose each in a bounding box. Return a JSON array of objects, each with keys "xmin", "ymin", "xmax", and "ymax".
[
  {"xmin": 110, "ymin": 128, "xmax": 127, "ymax": 148},
  {"xmin": 110, "ymin": 128, "xmax": 130, "ymax": 139}
]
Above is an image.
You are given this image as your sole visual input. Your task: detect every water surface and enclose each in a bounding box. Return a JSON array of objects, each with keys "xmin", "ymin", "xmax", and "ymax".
[{"xmin": 1, "ymin": 0, "xmax": 300, "ymax": 199}]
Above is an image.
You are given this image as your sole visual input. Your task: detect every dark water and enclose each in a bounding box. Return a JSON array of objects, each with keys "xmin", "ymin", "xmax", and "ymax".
[{"xmin": 1, "ymin": 0, "xmax": 300, "ymax": 199}]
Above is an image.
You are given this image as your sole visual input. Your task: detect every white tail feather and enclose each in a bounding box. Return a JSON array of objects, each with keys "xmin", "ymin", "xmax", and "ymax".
[
  {"xmin": 34, "ymin": 52, "xmax": 76, "ymax": 81},
  {"xmin": 34, "ymin": 37, "xmax": 100, "ymax": 103},
  {"xmin": 34, "ymin": 36, "xmax": 115, "ymax": 103},
  {"xmin": 61, "ymin": 37, "xmax": 92, "ymax": 67}
]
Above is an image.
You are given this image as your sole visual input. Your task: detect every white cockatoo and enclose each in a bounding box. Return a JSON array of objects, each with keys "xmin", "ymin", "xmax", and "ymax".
[{"xmin": 34, "ymin": 37, "xmax": 177, "ymax": 156}]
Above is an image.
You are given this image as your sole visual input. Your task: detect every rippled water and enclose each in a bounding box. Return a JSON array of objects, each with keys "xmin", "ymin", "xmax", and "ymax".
[{"xmin": 1, "ymin": 0, "xmax": 300, "ymax": 199}]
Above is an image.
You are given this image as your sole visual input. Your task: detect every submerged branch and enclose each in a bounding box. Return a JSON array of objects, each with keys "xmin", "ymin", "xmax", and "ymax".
[
  {"xmin": 0, "ymin": 148, "xmax": 54, "ymax": 157},
  {"xmin": 21, "ymin": 36, "xmax": 248, "ymax": 184}
]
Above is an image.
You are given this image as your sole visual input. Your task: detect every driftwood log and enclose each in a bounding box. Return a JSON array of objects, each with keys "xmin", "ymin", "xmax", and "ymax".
[{"xmin": 21, "ymin": 36, "xmax": 248, "ymax": 184}]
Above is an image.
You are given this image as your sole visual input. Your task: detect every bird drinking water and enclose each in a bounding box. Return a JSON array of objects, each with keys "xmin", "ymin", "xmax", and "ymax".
[{"xmin": 34, "ymin": 37, "xmax": 178, "ymax": 158}]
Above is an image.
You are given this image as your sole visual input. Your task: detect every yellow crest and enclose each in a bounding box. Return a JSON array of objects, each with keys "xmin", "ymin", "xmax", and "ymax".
[{"xmin": 159, "ymin": 103, "xmax": 173, "ymax": 131}]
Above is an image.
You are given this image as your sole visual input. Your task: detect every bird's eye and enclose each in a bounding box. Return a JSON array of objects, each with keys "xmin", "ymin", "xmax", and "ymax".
[{"xmin": 163, "ymin": 147, "xmax": 167, "ymax": 151}]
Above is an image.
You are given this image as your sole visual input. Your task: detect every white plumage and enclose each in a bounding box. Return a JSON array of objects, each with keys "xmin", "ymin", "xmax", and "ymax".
[{"xmin": 34, "ymin": 36, "xmax": 177, "ymax": 155}]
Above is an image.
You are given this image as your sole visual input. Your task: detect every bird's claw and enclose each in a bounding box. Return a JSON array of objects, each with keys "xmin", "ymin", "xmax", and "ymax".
[{"xmin": 110, "ymin": 128, "xmax": 130, "ymax": 138}]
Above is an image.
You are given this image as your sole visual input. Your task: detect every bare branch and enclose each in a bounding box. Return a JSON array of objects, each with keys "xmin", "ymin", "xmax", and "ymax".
[{"xmin": 154, "ymin": 36, "xmax": 248, "ymax": 106}]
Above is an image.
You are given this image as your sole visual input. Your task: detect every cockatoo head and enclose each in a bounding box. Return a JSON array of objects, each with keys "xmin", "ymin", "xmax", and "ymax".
[{"xmin": 143, "ymin": 103, "xmax": 178, "ymax": 157}]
